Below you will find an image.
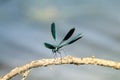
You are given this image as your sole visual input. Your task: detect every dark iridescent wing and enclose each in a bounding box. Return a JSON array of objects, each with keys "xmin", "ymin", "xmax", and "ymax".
[
  {"xmin": 59, "ymin": 33, "xmax": 82, "ymax": 48},
  {"xmin": 59, "ymin": 28, "xmax": 75, "ymax": 45},
  {"xmin": 51, "ymin": 22, "xmax": 56, "ymax": 40},
  {"xmin": 44, "ymin": 42, "xmax": 56, "ymax": 49}
]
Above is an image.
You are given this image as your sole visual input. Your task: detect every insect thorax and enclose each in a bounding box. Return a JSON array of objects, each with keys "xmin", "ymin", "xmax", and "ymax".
[{"xmin": 52, "ymin": 47, "xmax": 59, "ymax": 53}]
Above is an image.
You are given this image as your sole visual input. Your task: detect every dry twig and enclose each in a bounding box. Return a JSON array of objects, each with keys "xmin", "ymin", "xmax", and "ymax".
[{"xmin": 1, "ymin": 55, "xmax": 120, "ymax": 80}]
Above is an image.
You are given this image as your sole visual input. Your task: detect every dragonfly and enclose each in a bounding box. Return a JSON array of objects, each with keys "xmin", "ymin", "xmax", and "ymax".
[{"xmin": 44, "ymin": 22, "xmax": 83, "ymax": 55}]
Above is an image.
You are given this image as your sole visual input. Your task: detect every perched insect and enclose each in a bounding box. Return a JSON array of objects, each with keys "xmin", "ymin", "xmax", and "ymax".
[{"xmin": 44, "ymin": 22, "xmax": 82, "ymax": 55}]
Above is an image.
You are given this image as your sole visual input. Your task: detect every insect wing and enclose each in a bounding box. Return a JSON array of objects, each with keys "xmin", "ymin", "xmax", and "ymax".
[
  {"xmin": 67, "ymin": 36, "xmax": 82, "ymax": 45},
  {"xmin": 59, "ymin": 33, "xmax": 82, "ymax": 48},
  {"xmin": 51, "ymin": 22, "xmax": 56, "ymax": 40},
  {"xmin": 59, "ymin": 28, "xmax": 75, "ymax": 46},
  {"xmin": 44, "ymin": 42, "xmax": 56, "ymax": 49},
  {"xmin": 62, "ymin": 28, "xmax": 75, "ymax": 42}
]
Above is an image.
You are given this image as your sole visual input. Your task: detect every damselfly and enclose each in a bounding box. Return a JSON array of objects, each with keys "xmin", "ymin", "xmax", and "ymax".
[{"xmin": 44, "ymin": 22, "xmax": 82, "ymax": 55}]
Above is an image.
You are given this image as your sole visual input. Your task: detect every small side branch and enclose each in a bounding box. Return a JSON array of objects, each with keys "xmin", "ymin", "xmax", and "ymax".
[{"xmin": 1, "ymin": 55, "xmax": 120, "ymax": 80}]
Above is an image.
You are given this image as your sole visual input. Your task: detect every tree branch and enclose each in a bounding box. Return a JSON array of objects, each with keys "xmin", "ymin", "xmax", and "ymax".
[{"xmin": 1, "ymin": 55, "xmax": 120, "ymax": 80}]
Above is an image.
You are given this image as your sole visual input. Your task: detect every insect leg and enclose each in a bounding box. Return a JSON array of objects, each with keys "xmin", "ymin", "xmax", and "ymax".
[
  {"xmin": 60, "ymin": 49, "xmax": 67, "ymax": 56},
  {"xmin": 52, "ymin": 50, "xmax": 57, "ymax": 58},
  {"xmin": 57, "ymin": 51, "xmax": 62, "ymax": 62}
]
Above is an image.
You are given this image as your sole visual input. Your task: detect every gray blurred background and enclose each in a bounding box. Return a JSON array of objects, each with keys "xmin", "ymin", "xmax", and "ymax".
[{"xmin": 0, "ymin": 0, "xmax": 120, "ymax": 80}]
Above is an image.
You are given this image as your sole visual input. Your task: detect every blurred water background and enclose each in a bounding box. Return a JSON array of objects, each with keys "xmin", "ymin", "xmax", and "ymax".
[{"xmin": 0, "ymin": 0, "xmax": 120, "ymax": 80}]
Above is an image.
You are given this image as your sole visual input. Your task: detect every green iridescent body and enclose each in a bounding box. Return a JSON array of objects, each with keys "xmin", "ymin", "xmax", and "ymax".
[{"xmin": 44, "ymin": 22, "xmax": 82, "ymax": 54}]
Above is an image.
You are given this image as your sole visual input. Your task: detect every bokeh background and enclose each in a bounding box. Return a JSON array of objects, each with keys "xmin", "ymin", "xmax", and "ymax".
[{"xmin": 0, "ymin": 0, "xmax": 120, "ymax": 80}]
